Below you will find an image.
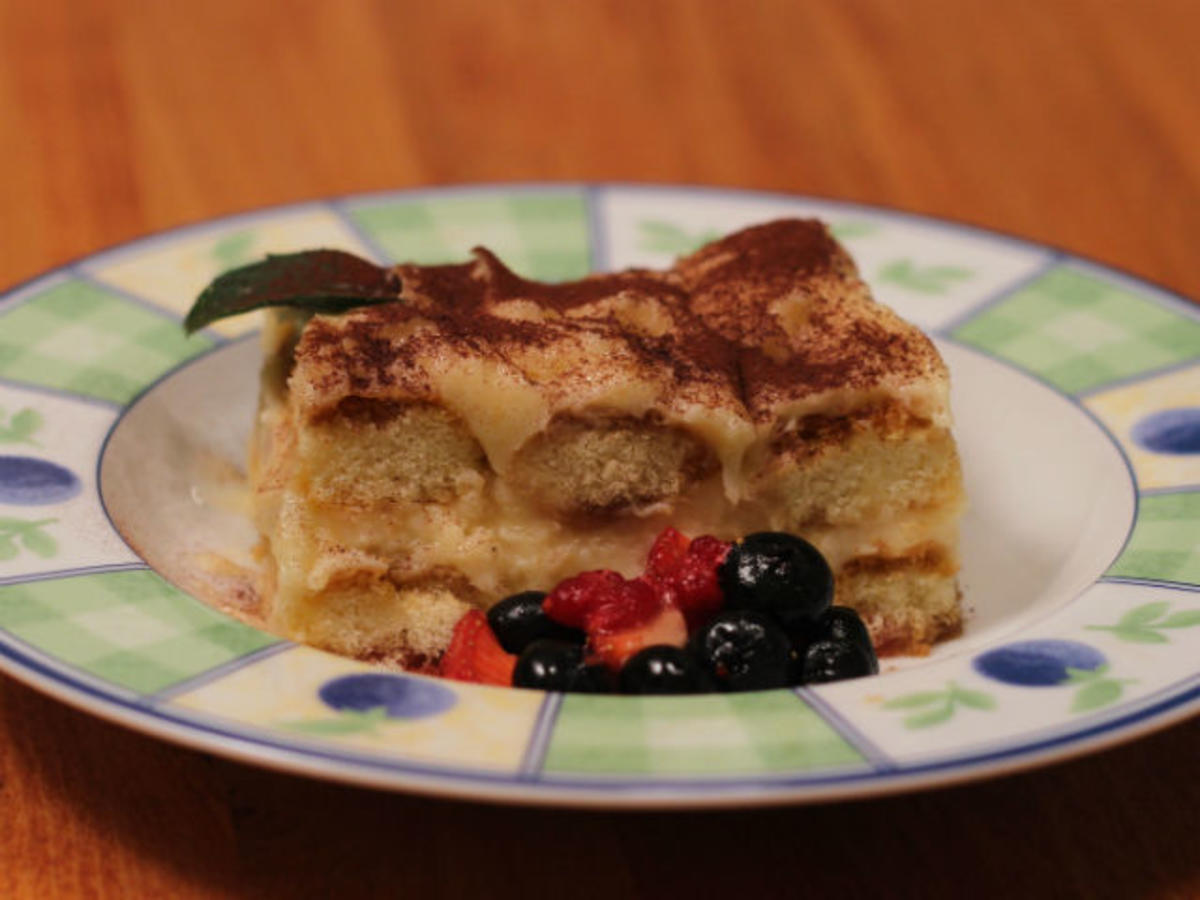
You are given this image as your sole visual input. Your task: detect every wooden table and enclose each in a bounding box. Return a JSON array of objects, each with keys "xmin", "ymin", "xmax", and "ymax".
[{"xmin": 1, "ymin": 2, "xmax": 1197, "ymax": 896}]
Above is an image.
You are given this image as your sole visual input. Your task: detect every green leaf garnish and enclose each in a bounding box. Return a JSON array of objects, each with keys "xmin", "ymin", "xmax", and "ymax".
[{"xmin": 183, "ymin": 249, "xmax": 397, "ymax": 334}]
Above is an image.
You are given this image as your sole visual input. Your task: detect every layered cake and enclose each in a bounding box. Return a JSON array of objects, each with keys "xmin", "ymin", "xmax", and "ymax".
[{"xmin": 246, "ymin": 220, "xmax": 965, "ymax": 667}]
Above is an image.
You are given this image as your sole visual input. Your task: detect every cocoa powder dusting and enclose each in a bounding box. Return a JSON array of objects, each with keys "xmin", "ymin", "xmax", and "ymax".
[{"xmin": 289, "ymin": 218, "xmax": 941, "ymax": 419}]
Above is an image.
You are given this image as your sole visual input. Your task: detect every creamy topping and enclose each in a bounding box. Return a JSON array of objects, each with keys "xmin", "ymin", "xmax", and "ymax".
[{"xmin": 287, "ymin": 219, "xmax": 950, "ymax": 501}]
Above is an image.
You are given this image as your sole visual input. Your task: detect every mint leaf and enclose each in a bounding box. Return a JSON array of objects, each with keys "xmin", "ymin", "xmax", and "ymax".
[
  {"xmin": 1072, "ymin": 679, "xmax": 1123, "ymax": 713},
  {"xmin": 183, "ymin": 249, "xmax": 397, "ymax": 334},
  {"xmin": 1160, "ymin": 610, "xmax": 1200, "ymax": 629},
  {"xmin": 1118, "ymin": 601, "xmax": 1169, "ymax": 628}
]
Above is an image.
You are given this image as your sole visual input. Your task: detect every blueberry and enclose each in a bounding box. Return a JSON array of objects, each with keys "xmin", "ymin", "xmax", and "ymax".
[
  {"xmin": 618, "ymin": 645, "xmax": 714, "ymax": 695},
  {"xmin": 487, "ymin": 591, "xmax": 583, "ymax": 654},
  {"xmin": 571, "ymin": 664, "xmax": 617, "ymax": 694},
  {"xmin": 688, "ymin": 610, "xmax": 793, "ymax": 692},
  {"xmin": 718, "ymin": 532, "xmax": 833, "ymax": 632},
  {"xmin": 813, "ymin": 606, "xmax": 876, "ymax": 661},
  {"xmin": 512, "ymin": 639, "xmax": 604, "ymax": 692},
  {"xmin": 801, "ymin": 639, "xmax": 877, "ymax": 684}
]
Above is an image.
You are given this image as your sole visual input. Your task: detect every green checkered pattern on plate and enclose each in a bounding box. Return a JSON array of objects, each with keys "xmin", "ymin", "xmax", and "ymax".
[
  {"xmin": 952, "ymin": 267, "xmax": 1200, "ymax": 394},
  {"xmin": 1107, "ymin": 491, "xmax": 1200, "ymax": 586},
  {"xmin": 0, "ymin": 280, "xmax": 213, "ymax": 405},
  {"xmin": 543, "ymin": 691, "xmax": 863, "ymax": 776},
  {"xmin": 0, "ymin": 571, "xmax": 278, "ymax": 693},
  {"xmin": 346, "ymin": 190, "xmax": 591, "ymax": 281}
]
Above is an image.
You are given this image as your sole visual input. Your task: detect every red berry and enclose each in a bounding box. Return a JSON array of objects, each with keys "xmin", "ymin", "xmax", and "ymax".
[
  {"xmin": 646, "ymin": 527, "xmax": 690, "ymax": 578},
  {"xmin": 543, "ymin": 570, "xmax": 626, "ymax": 629},
  {"xmin": 590, "ymin": 606, "xmax": 688, "ymax": 670},
  {"xmin": 439, "ymin": 610, "xmax": 517, "ymax": 686},
  {"xmin": 544, "ymin": 569, "xmax": 661, "ymax": 634},
  {"xmin": 643, "ymin": 529, "xmax": 731, "ymax": 628},
  {"xmin": 584, "ymin": 577, "xmax": 660, "ymax": 634},
  {"xmin": 689, "ymin": 535, "xmax": 732, "ymax": 568}
]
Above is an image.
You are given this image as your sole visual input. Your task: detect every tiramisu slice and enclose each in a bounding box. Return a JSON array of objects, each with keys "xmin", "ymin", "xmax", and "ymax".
[{"xmin": 243, "ymin": 220, "xmax": 964, "ymax": 666}]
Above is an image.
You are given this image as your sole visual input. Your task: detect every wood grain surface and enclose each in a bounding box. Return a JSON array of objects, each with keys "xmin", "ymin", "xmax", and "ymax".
[{"xmin": 0, "ymin": 1, "xmax": 1197, "ymax": 897}]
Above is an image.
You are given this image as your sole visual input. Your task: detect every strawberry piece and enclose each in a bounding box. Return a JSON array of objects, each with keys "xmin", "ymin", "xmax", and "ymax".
[
  {"xmin": 543, "ymin": 570, "xmax": 627, "ymax": 629},
  {"xmin": 439, "ymin": 609, "xmax": 516, "ymax": 686},
  {"xmin": 582, "ymin": 577, "xmax": 660, "ymax": 634},
  {"xmin": 543, "ymin": 569, "xmax": 659, "ymax": 633},
  {"xmin": 545, "ymin": 568, "xmax": 671, "ymax": 670},
  {"xmin": 646, "ymin": 526, "xmax": 690, "ymax": 579},
  {"xmin": 644, "ymin": 529, "xmax": 732, "ymax": 628},
  {"xmin": 590, "ymin": 606, "xmax": 687, "ymax": 670},
  {"xmin": 689, "ymin": 534, "xmax": 732, "ymax": 569}
]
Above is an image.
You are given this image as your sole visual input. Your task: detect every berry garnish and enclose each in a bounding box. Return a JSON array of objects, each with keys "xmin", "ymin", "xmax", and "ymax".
[
  {"xmin": 800, "ymin": 639, "xmax": 878, "ymax": 684},
  {"xmin": 512, "ymin": 639, "xmax": 614, "ymax": 692},
  {"xmin": 439, "ymin": 609, "xmax": 517, "ymax": 686},
  {"xmin": 571, "ymin": 664, "xmax": 618, "ymax": 693},
  {"xmin": 543, "ymin": 570, "xmax": 658, "ymax": 632},
  {"xmin": 619, "ymin": 645, "xmax": 714, "ymax": 694},
  {"xmin": 645, "ymin": 528, "xmax": 731, "ymax": 628},
  {"xmin": 814, "ymin": 606, "xmax": 876, "ymax": 661},
  {"xmin": 688, "ymin": 609, "xmax": 793, "ymax": 692},
  {"xmin": 590, "ymin": 605, "xmax": 687, "ymax": 671},
  {"xmin": 487, "ymin": 590, "xmax": 583, "ymax": 654},
  {"xmin": 718, "ymin": 532, "xmax": 833, "ymax": 632},
  {"xmin": 646, "ymin": 526, "xmax": 690, "ymax": 576}
]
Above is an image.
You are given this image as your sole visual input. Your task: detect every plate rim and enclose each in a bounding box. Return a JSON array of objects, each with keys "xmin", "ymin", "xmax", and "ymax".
[{"xmin": 0, "ymin": 180, "xmax": 1197, "ymax": 809}]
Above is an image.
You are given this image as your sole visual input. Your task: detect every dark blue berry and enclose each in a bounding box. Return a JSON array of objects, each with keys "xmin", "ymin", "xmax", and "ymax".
[
  {"xmin": 618, "ymin": 645, "xmax": 714, "ymax": 694},
  {"xmin": 718, "ymin": 532, "xmax": 833, "ymax": 632},
  {"xmin": 688, "ymin": 610, "xmax": 793, "ymax": 692},
  {"xmin": 512, "ymin": 639, "xmax": 605, "ymax": 692},
  {"xmin": 487, "ymin": 591, "xmax": 582, "ymax": 654},
  {"xmin": 801, "ymin": 639, "xmax": 877, "ymax": 684},
  {"xmin": 814, "ymin": 606, "xmax": 876, "ymax": 662},
  {"xmin": 571, "ymin": 664, "xmax": 616, "ymax": 694}
]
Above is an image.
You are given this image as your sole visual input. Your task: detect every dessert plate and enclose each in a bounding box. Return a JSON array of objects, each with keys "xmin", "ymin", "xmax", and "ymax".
[{"xmin": 0, "ymin": 183, "xmax": 1197, "ymax": 808}]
